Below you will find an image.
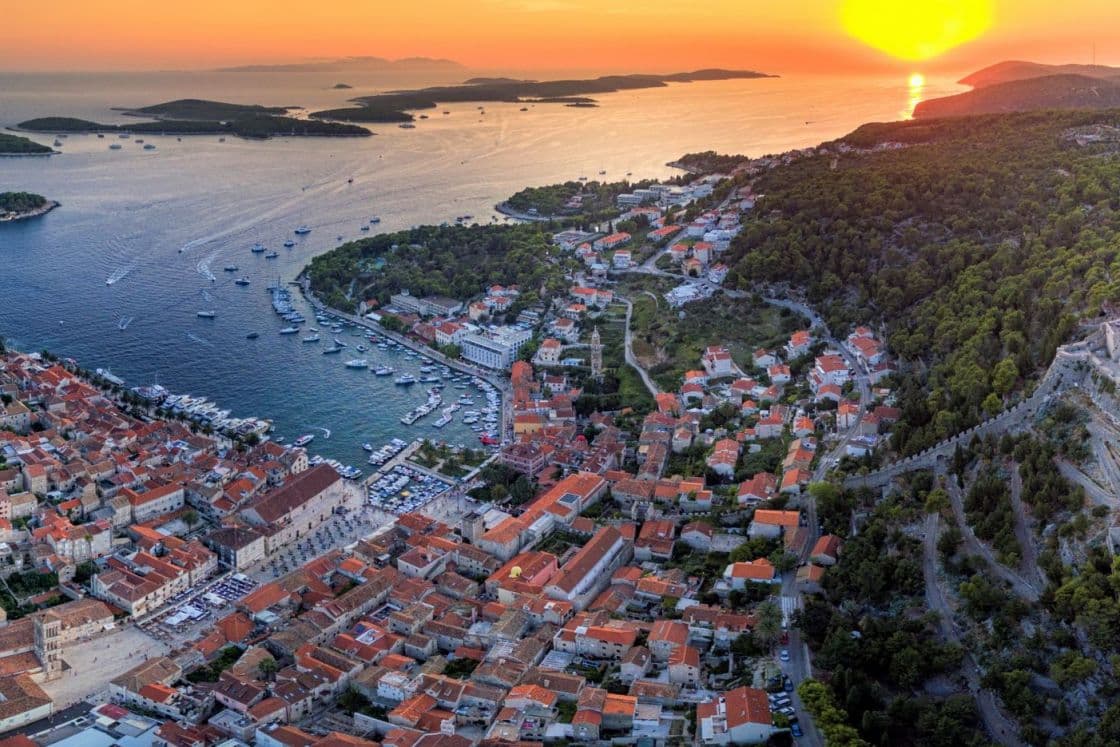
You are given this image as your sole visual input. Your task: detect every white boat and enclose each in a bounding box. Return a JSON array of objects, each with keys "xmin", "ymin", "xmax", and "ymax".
[
  {"xmin": 279, "ymin": 327, "xmax": 299, "ymax": 334},
  {"xmin": 95, "ymin": 368, "xmax": 125, "ymax": 386},
  {"xmin": 264, "ymin": 251, "xmax": 279, "ymax": 259},
  {"xmin": 283, "ymin": 239, "xmax": 295, "ymax": 247},
  {"xmin": 294, "ymin": 434, "xmax": 315, "ymax": 447},
  {"xmin": 251, "ymin": 243, "xmax": 266, "ymax": 253},
  {"xmin": 235, "ymin": 277, "xmax": 250, "ymax": 286},
  {"xmin": 373, "ymin": 365, "xmax": 394, "ymax": 376},
  {"xmin": 395, "ymin": 374, "xmax": 418, "ymax": 386},
  {"xmin": 345, "ymin": 359, "xmax": 369, "ymax": 369},
  {"xmin": 302, "ymin": 334, "xmax": 320, "ymax": 343},
  {"xmin": 197, "ymin": 310, "xmax": 216, "ymax": 318},
  {"xmin": 294, "ymin": 225, "xmax": 312, "ymax": 235},
  {"xmin": 362, "ymin": 443, "xmax": 374, "ymax": 452}
]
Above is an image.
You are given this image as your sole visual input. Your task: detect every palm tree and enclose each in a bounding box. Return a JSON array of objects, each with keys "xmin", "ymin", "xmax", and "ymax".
[{"xmin": 753, "ymin": 600, "xmax": 783, "ymax": 653}]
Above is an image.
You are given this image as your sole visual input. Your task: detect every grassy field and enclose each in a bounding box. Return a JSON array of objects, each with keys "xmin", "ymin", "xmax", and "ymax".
[{"xmin": 620, "ymin": 276, "xmax": 804, "ymax": 391}]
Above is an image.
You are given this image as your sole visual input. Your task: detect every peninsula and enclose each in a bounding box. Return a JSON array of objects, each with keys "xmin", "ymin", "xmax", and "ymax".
[
  {"xmin": 310, "ymin": 68, "xmax": 776, "ymax": 123},
  {"xmin": 914, "ymin": 60, "xmax": 1120, "ymax": 118},
  {"xmin": 0, "ymin": 192, "xmax": 58, "ymax": 222},
  {"xmin": 19, "ymin": 98, "xmax": 371, "ymax": 139},
  {"xmin": 0, "ymin": 133, "xmax": 53, "ymax": 156}
]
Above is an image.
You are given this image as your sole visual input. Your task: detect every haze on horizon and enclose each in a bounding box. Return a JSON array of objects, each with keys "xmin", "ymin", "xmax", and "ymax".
[{"xmin": 3, "ymin": 0, "xmax": 1120, "ymax": 76}]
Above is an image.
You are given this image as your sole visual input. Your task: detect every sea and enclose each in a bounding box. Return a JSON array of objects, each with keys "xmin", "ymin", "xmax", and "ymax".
[{"xmin": 0, "ymin": 69, "xmax": 964, "ymax": 468}]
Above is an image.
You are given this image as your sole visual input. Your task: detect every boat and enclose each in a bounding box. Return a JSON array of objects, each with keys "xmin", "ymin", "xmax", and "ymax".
[
  {"xmin": 218, "ymin": 137, "xmax": 226, "ymax": 142},
  {"xmin": 279, "ymin": 327, "xmax": 299, "ymax": 335},
  {"xmin": 348, "ymin": 177, "xmax": 354, "ymax": 183},
  {"xmin": 394, "ymin": 374, "xmax": 418, "ymax": 386},
  {"xmin": 360, "ymin": 225, "xmax": 370, "ymax": 231},
  {"xmin": 599, "ymin": 169, "xmax": 607, "ymax": 175},
  {"xmin": 370, "ymin": 217, "xmax": 380, "ymax": 223},
  {"xmin": 53, "ymin": 139, "xmax": 62, "ymax": 147},
  {"xmin": 399, "ymin": 123, "xmax": 416, "ymax": 129},
  {"xmin": 322, "ymin": 346, "xmax": 342, "ymax": 355},
  {"xmin": 264, "ymin": 251, "xmax": 279, "ymax": 259},
  {"xmin": 109, "ymin": 143, "xmax": 122, "ymax": 150},
  {"xmin": 362, "ymin": 443, "xmax": 374, "ymax": 452},
  {"xmin": 143, "ymin": 144, "xmax": 156, "ymax": 150},
  {"xmin": 97, "ymin": 133, "xmax": 105, "ymax": 138},
  {"xmin": 373, "ymin": 365, "xmax": 394, "ymax": 376},
  {"xmin": 95, "ymin": 368, "xmax": 125, "ymax": 386},
  {"xmin": 479, "ymin": 434, "xmax": 500, "ymax": 446},
  {"xmin": 302, "ymin": 334, "xmax": 320, "ymax": 343},
  {"xmin": 294, "ymin": 225, "xmax": 312, "ymax": 234},
  {"xmin": 251, "ymin": 243, "xmax": 266, "ymax": 253},
  {"xmin": 283, "ymin": 239, "xmax": 295, "ymax": 248},
  {"xmin": 333, "ymin": 337, "xmax": 347, "ymax": 347},
  {"xmin": 246, "ymin": 332, "xmax": 260, "ymax": 339},
  {"xmin": 294, "ymin": 434, "xmax": 315, "ymax": 447},
  {"xmin": 235, "ymin": 277, "xmax": 250, "ymax": 286},
  {"xmin": 118, "ymin": 133, "xmax": 130, "ymax": 139},
  {"xmin": 223, "ymin": 265, "xmax": 239, "ymax": 272},
  {"xmin": 345, "ymin": 359, "xmax": 368, "ymax": 369},
  {"xmin": 197, "ymin": 311, "xmax": 216, "ymax": 318}
]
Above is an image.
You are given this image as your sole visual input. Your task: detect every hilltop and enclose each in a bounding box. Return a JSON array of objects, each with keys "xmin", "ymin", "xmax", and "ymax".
[
  {"xmin": 914, "ymin": 73, "xmax": 1120, "ymax": 118},
  {"xmin": 311, "ymin": 68, "xmax": 775, "ymax": 123},
  {"xmin": 960, "ymin": 60, "xmax": 1120, "ymax": 88},
  {"xmin": 116, "ymin": 98, "xmax": 293, "ymax": 120}
]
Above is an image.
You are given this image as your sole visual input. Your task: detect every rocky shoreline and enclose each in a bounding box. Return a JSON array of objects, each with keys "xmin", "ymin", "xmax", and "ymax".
[{"xmin": 0, "ymin": 201, "xmax": 60, "ymax": 223}]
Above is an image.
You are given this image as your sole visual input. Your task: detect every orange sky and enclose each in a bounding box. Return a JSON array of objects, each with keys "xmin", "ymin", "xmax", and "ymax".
[{"xmin": 2, "ymin": 0, "xmax": 1119, "ymax": 74}]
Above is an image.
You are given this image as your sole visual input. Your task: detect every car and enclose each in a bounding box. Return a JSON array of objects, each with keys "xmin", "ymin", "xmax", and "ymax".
[
  {"xmin": 779, "ymin": 649, "xmax": 790, "ymax": 662},
  {"xmin": 790, "ymin": 723, "xmax": 803, "ymax": 737}
]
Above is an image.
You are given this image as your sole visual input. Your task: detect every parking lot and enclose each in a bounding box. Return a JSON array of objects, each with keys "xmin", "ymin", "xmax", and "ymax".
[{"xmin": 366, "ymin": 464, "xmax": 454, "ymax": 515}]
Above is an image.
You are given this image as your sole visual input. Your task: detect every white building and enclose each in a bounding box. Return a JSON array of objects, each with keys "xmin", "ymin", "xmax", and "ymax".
[{"xmin": 460, "ymin": 327, "xmax": 533, "ymax": 369}]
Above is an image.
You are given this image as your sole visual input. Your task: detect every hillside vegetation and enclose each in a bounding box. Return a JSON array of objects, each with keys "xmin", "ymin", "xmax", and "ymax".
[
  {"xmin": 19, "ymin": 116, "xmax": 369, "ymax": 139},
  {"xmin": 728, "ymin": 110, "xmax": 1120, "ymax": 454},
  {"xmin": 0, "ymin": 133, "xmax": 52, "ymax": 155},
  {"xmin": 914, "ymin": 74, "xmax": 1120, "ymax": 119}
]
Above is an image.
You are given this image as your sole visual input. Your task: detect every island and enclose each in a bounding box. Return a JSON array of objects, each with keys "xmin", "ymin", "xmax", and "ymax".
[
  {"xmin": 310, "ymin": 68, "xmax": 776, "ymax": 123},
  {"xmin": 0, "ymin": 192, "xmax": 58, "ymax": 222},
  {"xmin": 332, "ymin": 83, "xmax": 353, "ymax": 89},
  {"xmin": 215, "ymin": 55, "xmax": 464, "ymax": 74},
  {"xmin": 0, "ymin": 133, "xmax": 53, "ymax": 156},
  {"xmin": 18, "ymin": 99, "xmax": 372, "ymax": 139},
  {"xmin": 914, "ymin": 60, "xmax": 1120, "ymax": 118}
]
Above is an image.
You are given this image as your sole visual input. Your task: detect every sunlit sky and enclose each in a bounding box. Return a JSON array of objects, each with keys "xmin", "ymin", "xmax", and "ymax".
[{"xmin": 2, "ymin": 0, "xmax": 1119, "ymax": 74}]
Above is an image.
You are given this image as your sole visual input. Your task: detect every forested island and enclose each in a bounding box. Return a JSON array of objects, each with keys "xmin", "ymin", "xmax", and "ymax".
[
  {"xmin": 310, "ymin": 68, "xmax": 774, "ymax": 123},
  {"xmin": 0, "ymin": 133, "xmax": 53, "ymax": 155},
  {"xmin": 668, "ymin": 150, "xmax": 752, "ymax": 174},
  {"xmin": 20, "ymin": 99, "xmax": 370, "ymax": 139},
  {"xmin": 0, "ymin": 192, "xmax": 58, "ymax": 222}
]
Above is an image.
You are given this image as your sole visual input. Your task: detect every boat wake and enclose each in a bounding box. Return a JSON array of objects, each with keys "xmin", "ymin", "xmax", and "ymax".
[
  {"xmin": 196, "ymin": 252, "xmax": 218, "ymax": 282},
  {"xmin": 201, "ymin": 289, "xmax": 212, "ymax": 303},
  {"xmin": 105, "ymin": 265, "xmax": 132, "ymax": 286},
  {"xmin": 117, "ymin": 316, "xmax": 133, "ymax": 331},
  {"xmin": 185, "ymin": 332, "xmax": 212, "ymax": 346},
  {"xmin": 315, "ymin": 427, "xmax": 332, "ymax": 439}
]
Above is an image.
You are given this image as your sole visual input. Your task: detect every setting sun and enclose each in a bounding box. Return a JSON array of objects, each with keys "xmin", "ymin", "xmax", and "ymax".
[{"xmin": 841, "ymin": 0, "xmax": 994, "ymax": 61}]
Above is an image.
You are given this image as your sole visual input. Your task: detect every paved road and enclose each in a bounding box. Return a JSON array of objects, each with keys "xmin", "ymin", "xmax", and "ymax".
[
  {"xmin": 617, "ymin": 296, "xmax": 661, "ymax": 397},
  {"xmin": 1056, "ymin": 459, "xmax": 1114, "ymax": 508},
  {"xmin": 922, "ymin": 513, "xmax": 1026, "ymax": 747}
]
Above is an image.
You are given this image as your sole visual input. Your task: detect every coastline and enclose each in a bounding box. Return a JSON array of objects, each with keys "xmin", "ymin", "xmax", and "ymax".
[
  {"xmin": 9, "ymin": 125, "xmax": 371, "ymax": 140},
  {"xmin": 0, "ymin": 200, "xmax": 60, "ymax": 223},
  {"xmin": 493, "ymin": 201, "xmax": 549, "ymax": 222}
]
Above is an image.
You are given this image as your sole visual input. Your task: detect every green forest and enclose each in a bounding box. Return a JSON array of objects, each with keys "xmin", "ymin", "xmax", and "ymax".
[
  {"xmin": 305, "ymin": 223, "xmax": 575, "ymax": 313},
  {"xmin": 0, "ymin": 192, "xmax": 49, "ymax": 215},
  {"xmin": 728, "ymin": 110, "xmax": 1120, "ymax": 455},
  {"xmin": 0, "ymin": 133, "xmax": 52, "ymax": 154},
  {"xmin": 505, "ymin": 179, "xmax": 656, "ymax": 219}
]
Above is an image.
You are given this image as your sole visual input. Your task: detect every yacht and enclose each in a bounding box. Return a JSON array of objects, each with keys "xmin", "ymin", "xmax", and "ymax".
[
  {"xmin": 345, "ymin": 359, "xmax": 368, "ymax": 369},
  {"xmin": 283, "ymin": 239, "xmax": 296, "ymax": 248},
  {"xmin": 293, "ymin": 434, "xmax": 315, "ymax": 447},
  {"xmin": 251, "ymin": 243, "xmax": 266, "ymax": 253},
  {"xmin": 302, "ymin": 334, "xmax": 320, "ymax": 343},
  {"xmin": 235, "ymin": 277, "xmax": 251, "ymax": 286},
  {"xmin": 197, "ymin": 310, "xmax": 216, "ymax": 318},
  {"xmin": 279, "ymin": 327, "xmax": 299, "ymax": 335},
  {"xmin": 294, "ymin": 225, "xmax": 312, "ymax": 235},
  {"xmin": 373, "ymin": 365, "xmax": 394, "ymax": 376}
]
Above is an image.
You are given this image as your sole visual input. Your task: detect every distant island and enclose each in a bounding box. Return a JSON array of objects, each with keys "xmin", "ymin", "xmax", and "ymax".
[
  {"xmin": 0, "ymin": 133, "xmax": 53, "ymax": 156},
  {"xmin": 310, "ymin": 68, "xmax": 776, "ymax": 123},
  {"xmin": 0, "ymin": 192, "xmax": 58, "ymax": 222},
  {"xmin": 915, "ymin": 60, "xmax": 1120, "ymax": 118},
  {"xmin": 19, "ymin": 99, "xmax": 371, "ymax": 139},
  {"xmin": 332, "ymin": 83, "xmax": 353, "ymax": 89},
  {"xmin": 215, "ymin": 55, "xmax": 464, "ymax": 74}
]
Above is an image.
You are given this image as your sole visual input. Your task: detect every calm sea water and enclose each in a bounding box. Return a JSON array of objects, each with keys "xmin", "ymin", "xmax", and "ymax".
[{"xmin": 0, "ymin": 70, "xmax": 963, "ymax": 466}]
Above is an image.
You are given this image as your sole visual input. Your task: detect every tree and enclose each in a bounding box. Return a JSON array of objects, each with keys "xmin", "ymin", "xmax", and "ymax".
[
  {"xmin": 992, "ymin": 357, "xmax": 1018, "ymax": 396},
  {"xmin": 258, "ymin": 657, "xmax": 279, "ymax": 679},
  {"xmin": 753, "ymin": 600, "xmax": 783, "ymax": 651},
  {"xmin": 182, "ymin": 509, "xmax": 199, "ymax": 531}
]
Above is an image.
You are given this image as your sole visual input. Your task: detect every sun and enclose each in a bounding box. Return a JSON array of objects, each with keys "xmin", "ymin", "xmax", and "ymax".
[
  {"xmin": 841, "ymin": 0, "xmax": 994, "ymax": 61},
  {"xmin": 909, "ymin": 72, "xmax": 926, "ymax": 88}
]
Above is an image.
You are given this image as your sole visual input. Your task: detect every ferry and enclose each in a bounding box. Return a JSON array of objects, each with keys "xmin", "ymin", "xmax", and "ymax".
[
  {"xmin": 302, "ymin": 334, "xmax": 320, "ymax": 343},
  {"xmin": 197, "ymin": 310, "xmax": 216, "ymax": 318},
  {"xmin": 235, "ymin": 277, "xmax": 251, "ymax": 286},
  {"xmin": 345, "ymin": 359, "xmax": 368, "ymax": 369},
  {"xmin": 283, "ymin": 239, "xmax": 296, "ymax": 248},
  {"xmin": 294, "ymin": 225, "xmax": 312, "ymax": 235},
  {"xmin": 246, "ymin": 332, "xmax": 260, "ymax": 340},
  {"xmin": 293, "ymin": 434, "xmax": 315, "ymax": 447},
  {"xmin": 279, "ymin": 327, "xmax": 299, "ymax": 335}
]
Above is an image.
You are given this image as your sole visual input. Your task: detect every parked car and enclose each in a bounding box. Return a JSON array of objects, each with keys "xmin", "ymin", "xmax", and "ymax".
[{"xmin": 791, "ymin": 723, "xmax": 803, "ymax": 737}]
